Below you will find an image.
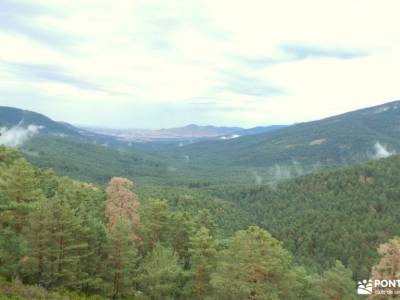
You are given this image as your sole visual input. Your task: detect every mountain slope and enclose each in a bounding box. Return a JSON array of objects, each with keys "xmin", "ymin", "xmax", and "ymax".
[
  {"xmin": 83, "ymin": 124, "xmax": 288, "ymax": 142},
  {"xmin": 177, "ymin": 100, "xmax": 400, "ymax": 169},
  {"xmin": 214, "ymin": 154, "xmax": 400, "ymax": 280},
  {"xmin": 0, "ymin": 106, "xmax": 174, "ymax": 185},
  {"xmin": 0, "ymin": 106, "xmax": 83, "ymax": 137}
]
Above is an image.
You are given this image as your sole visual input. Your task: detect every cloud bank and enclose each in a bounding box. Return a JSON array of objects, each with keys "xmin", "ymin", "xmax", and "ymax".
[
  {"xmin": 0, "ymin": 0, "xmax": 400, "ymax": 128},
  {"xmin": 0, "ymin": 125, "xmax": 42, "ymax": 147},
  {"xmin": 372, "ymin": 142, "xmax": 395, "ymax": 159}
]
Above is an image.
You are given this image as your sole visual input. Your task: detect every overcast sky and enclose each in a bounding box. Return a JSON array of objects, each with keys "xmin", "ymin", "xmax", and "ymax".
[{"xmin": 0, "ymin": 0, "xmax": 399, "ymax": 128}]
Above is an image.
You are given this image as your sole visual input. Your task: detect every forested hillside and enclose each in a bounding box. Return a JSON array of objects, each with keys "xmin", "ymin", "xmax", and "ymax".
[
  {"xmin": 0, "ymin": 145, "xmax": 379, "ymax": 300},
  {"xmin": 1, "ymin": 101, "xmax": 400, "ymax": 189},
  {"xmin": 176, "ymin": 100, "xmax": 400, "ymax": 169},
  {"xmin": 213, "ymin": 154, "xmax": 400, "ymax": 280}
]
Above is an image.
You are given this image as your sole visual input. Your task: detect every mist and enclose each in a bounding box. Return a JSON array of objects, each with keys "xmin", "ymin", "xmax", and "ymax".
[
  {"xmin": 372, "ymin": 142, "xmax": 395, "ymax": 159},
  {"xmin": 0, "ymin": 125, "xmax": 42, "ymax": 147}
]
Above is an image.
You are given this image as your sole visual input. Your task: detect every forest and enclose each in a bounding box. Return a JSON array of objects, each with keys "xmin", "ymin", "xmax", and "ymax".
[{"xmin": 1, "ymin": 145, "xmax": 399, "ymax": 299}]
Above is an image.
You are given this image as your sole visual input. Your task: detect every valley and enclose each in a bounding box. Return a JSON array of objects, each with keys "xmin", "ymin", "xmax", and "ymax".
[{"xmin": 1, "ymin": 101, "xmax": 400, "ymax": 299}]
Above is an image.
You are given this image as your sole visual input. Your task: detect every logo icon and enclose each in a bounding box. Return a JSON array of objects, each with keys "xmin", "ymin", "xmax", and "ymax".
[{"xmin": 357, "ymin": 279, "xmax": 373, "ymax": 295}]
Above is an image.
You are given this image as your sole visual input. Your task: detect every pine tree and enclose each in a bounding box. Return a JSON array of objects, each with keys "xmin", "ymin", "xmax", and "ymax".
[
  {"xmin": 39, "ymin": 195, "xmax": 88, "ymax": 289},
  {"xmin": 141, "ymin": 199, "xmax": 170, "ymax": 251},
  {"xmin": 187, "ymin": 226, "xmax": 217, "ymax": 300},
  {"xmin": 105, "ymin": 217, "xmax": 139, "ymax": 299},
  {"xmin": 319, "ymin": 260, "xmax": 356, "ymax": 300},
  {"xmin": 137, "ymin": 243, "xmax": 182, "ymax": 300},
  {"xmin": 169, "ymin": 211, "xmax": 194, "ymax": 259},
  {"xmin": 22, "ymin": 199, "xmax": 51, "ymax": 285},
  {"xmin": 194, "ymin": 209, "xmax": 217, "ymax": 236},
  {"xmin": 0, "ymin": 158, "xmax": 44, "ymax": 232},
  {"xmin": 211, "ymin": 226, "xmax": 295, "ymax": 300},
  {"xmin": 370, "ymin": 237, "xmax": 400, "ymax": 298},
  {"xmin": 105, "ymin": 177, "xmax": 141, "ymax": 243},
  {"xmin": 0, "ymin": 158, "xmax": 43, "ymax": 279}
]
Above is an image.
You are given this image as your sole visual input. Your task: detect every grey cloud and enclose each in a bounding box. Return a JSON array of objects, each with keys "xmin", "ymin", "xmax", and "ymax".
[
  {"xmin": 237, "ymin": 44, "xmax": 368, "ymax": 69},
  {"xmin": 133, "ymin": 1, "xmax": 227, "ymax": 54},
  {"xmin": 1, "ymin": 0, "xmax": 47, "ymax": 15},
  {"xmin": 0, "ymin": 0, "xmax": 76, "ymax": 49},
  {"xmin": 1, "ymin": 61, "xmax": 106, "ymax": 92},
  {"xmin": 217, "ymin": 72, "xmax": 285, "ymax": 97},
  {"xmin": 281, "ymin": 44, "xmax": 368, "ymax": 60}
]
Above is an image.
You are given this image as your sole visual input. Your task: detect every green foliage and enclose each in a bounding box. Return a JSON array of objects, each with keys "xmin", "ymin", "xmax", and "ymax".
[
  {"xmin": 186, "ymin": 227, "xmax": 217, "ymax": 300},
  {"xmin": 0, "ymin": 145, "xmax": 366, "ymax": 299},
  {"xmin": 319, "ymin": 261, "xmax": 356, "ymax": 300},
  {"xmin": 211, "ymin": 226, "xmax": 296, "ymax": 300},
  {"xmin": 24, "ymin": 197, "xmax": 88, "ymax": 289},
  {"xmin": 220, "ymin": 155, "xmax": 400, "ymax": 279},
  {"xmin": 140, "ymin": 199, "xmax": 170, "ymax": 250},
  {"xmin": 105, "ymin": 218, "xmax": 139, "ymax": 299},
  {"xmin": 24, "ymin": 135, "xmax": 169, "ymax": 186},
  {"xmin": 137, "ymin": 243, "xmax": 182, "ymax": 300}
]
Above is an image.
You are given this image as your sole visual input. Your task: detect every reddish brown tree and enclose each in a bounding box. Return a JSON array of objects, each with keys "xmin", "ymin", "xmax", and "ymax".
[
  {"xmin": 105, "ymin": 177, "xmax": 141, "ymax": 243},
  {"xmin": 370, "ymin": 237, "xmax": 400, "ymax": 298}
]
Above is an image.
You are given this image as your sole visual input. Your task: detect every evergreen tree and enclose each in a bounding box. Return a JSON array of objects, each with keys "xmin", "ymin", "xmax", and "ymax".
[
  {"xmin": 211, "ymin": 226, "xmax": 295, "ymax": 300},
  {"xmin": 370, "ymin": 237, "xmax": 400, "ymax": 298},
  {"xmin": 106, "ymin": 177, "xmax": 141, "ymax": 243},
  {"xmin": 22, "ymin": 200, "xmax": 51, "ymax": 285},
  {"xmin": 193, "ymin": 209, "xmax": 217, "ymax": 237},
  {"xmin": 137, "ymin": 243, "xmax": 182, "ymax": 300},
  {"xmin": 0, "ymin": 158, "xmax": 43, "ymax": 279},
  {"xmin": 40, "ymin": 195, "xmax": 88, "ymax": 289},
  {"xmin": 0, "ymin": 158, "xmax": 44, "ymax": 232},
  {"xmin": 187, "ymin": 226, "xmax": 217, "ymax": 300},
  {"xmin": 141, "ymin": 199, "xmax": 170, "ymax": 251},
  {"xmin": 169, "ymin": 211, "xmax": 194, "ymax": 259},
  {"xmin": 105, "ymin": 217, "xmax": 139, "ymax": 299},
  {"xmin": 319, "ymin": 261, "xmax": 356, "ymax": 300}
]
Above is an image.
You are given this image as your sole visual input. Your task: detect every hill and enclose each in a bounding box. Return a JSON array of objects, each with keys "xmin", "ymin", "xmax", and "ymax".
[
  {"xmin": 2, "ymin": 101, "xmax": 400, "ymax": 188},
  {"xmin": 0, "ymin": 106, "xmax": 174, "ymax": 185},
  {"xmin": 83, "ymin": 124, "xmax": 287, "ymax": 143},
  {"xmin": 0, "ymin": 106, "xmax": 84, "ymax": 137},
  {"xmin": 176, "ymin": 101, "xmax": 400, "ymax": 171},
  {"xmin": 1, "ymin": 145, "xmax": 358, "ymax": 300},
  {"xmin": 213, "ymin": 154, "xmax": 400, "ymax": 279}
]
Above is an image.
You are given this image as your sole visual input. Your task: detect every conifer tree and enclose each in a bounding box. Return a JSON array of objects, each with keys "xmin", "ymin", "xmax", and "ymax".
[
  {"xmin": 105, "ymin": 217, "xmax": 139, "ymax": 299},
  {"xmin": 211, "ymin": 226, "xmax": 294, "ymax": 300},
  {"xmin": 187, "ymin": 226, "xmax": 217, "ymax": 300},
  {"xmin": 141, "ymin": 199, "xmax": 170, "ymax": 250},
  {"xmin": 0, "ymin": 158, "xmax": 44, "ymax": 232},
  {"xmin": 106, "ymin": 177, "xmax": 141, "ymax": 243},
  {"xmin": 370, "ymin": 237, "xmax": 400, "ymax": 298},
  {"xmin": 194, "ymin": 209, "xmax": 217, "ymax": 236},
  {"xmin": 41, "ymin": 195, "xmax": 88, "ymax": 288},
  {"xmin": 22, "ymin": 199, "xmax": 51, "ymax": 285},
  {"xmin": 137, "ymin": 243, "xmax": 182, "ymax": 300},
  {"xmin": 319, "ymin": 260, "xmax": 356, "ymax": 300},
  {"xmin": 169, "ymin": 211, "xmax": 194, "ymax": 257},
  {"xmin": 0, "ymin": 158, "xmax": 44, "ymax": 279}
]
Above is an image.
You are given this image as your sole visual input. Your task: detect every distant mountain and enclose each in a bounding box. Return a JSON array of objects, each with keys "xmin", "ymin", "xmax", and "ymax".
[
  {"xmin": 0, "ymin": 106, "xmax": 168, "ymax": 184},
  {"xmin": 234, "ymin": 125, "xmax": 288, "ymax": 136},
  {"xmin": 4, "ymin": 101, "xmax": 400, "ymax": 187},
  {"xmin": 0, "ymin": 106, "xmax": 128, "ymax": 145},
  {"xmin": 0, "ymin": 106, "xmax": 84, "ymax": 137},
  {"xmin": 177, "ymin": 100, "xmax": 400, "ymax": 170},
  {"xmin": 83, "ymin": 124, "xmax": 287, "ymax": 142}
]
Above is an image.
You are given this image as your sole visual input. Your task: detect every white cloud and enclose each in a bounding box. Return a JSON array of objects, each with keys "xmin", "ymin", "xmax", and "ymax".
[
  {"xmin": 372, "ymin": 142, "xmax": 395, "ymax": 159},
  {"xmin": 0, "ymin": 0, "xmax": 400, "ymax": 128},
  {"xmin": 0, "ymin": 125, "xmax": 42, "ymax": 147}
]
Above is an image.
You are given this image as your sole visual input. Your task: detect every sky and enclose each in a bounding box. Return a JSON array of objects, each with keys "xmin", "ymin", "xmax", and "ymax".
[{"xmin": 0, "ymin": 0, "xmax": 399, "ymax": 129}]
